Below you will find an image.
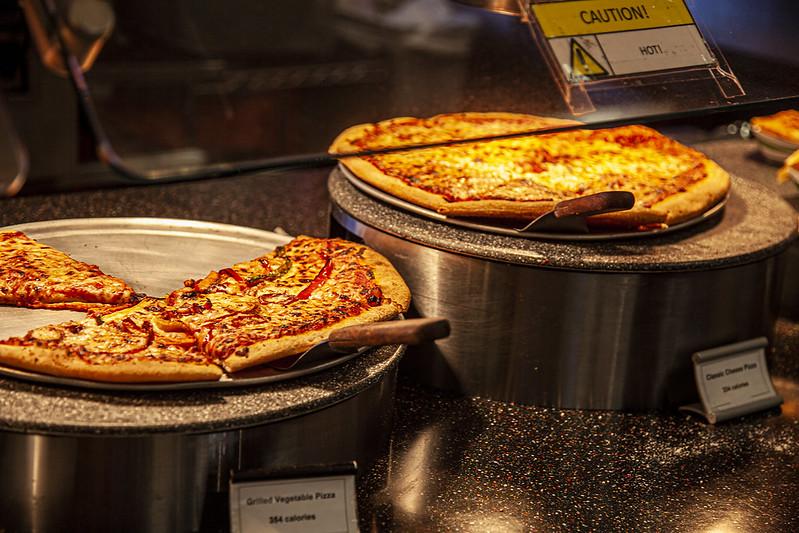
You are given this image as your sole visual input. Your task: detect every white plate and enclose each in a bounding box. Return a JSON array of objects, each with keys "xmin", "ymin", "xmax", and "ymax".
[{"xmin": 0, "ymin": 218, "xmax": 369, "ymax": 391}]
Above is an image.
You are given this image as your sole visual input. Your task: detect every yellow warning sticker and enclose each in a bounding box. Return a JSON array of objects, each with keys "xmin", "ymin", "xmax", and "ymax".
[
  {"xmin": 570, "ymin": 38, "xmax": 608, "ymax": 78},
  {"xmin": 532, "ymin": 0, "xmax": 694, "ymax": 38}
]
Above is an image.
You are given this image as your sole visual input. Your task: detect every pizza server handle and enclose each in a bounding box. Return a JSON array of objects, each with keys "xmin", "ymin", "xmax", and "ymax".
[
  {"xmin": 328, "ymin": 317, "xmax": 451, "ymax": 351},
  {"xmin": 553, "ymin": 190, "xmax": 635, "ymax": 218}
]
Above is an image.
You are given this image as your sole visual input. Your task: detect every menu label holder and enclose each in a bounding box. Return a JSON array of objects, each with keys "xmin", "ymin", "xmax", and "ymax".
[
  {"xmin": 230, "ymin": 462, "xmax": 359, "ymax": 533},
  {"xmin": 680, "ymin": 337, "xmax": 782, "ymax": 424}
]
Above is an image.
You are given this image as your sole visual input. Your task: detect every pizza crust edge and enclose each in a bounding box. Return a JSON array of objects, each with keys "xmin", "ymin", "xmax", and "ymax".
[
  {"xmin": 221, "ymin": 245, "xmax": 411, "ymax": 373},
  {"xmin": 650, "ymin": 159, "xmax": 730, "ymax": 226},
  {"xmin": 0, "ymin": 343, "xmax": 223, "ymax": 382}
]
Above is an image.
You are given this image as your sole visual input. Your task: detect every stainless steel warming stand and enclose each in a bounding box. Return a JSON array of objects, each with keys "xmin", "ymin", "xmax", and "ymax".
[
  {"xmin": 330, "ymin": 169, "xmax": 797, "ymax": 410},
  {"xmin": 0, "ymin": 342, "xmax": 402, "ymax": 532}
]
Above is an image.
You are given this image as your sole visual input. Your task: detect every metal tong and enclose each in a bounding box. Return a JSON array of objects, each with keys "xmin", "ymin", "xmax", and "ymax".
[
  {"xmin": 516, "ymin": 191, "xmax": 635, "ymax": 233},
  {"xmin": 271, "ymin": 317, "xmax": 451, "ymax": 370}
]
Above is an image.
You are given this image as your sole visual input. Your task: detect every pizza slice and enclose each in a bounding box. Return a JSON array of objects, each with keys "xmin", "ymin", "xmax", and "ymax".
[
  {"xmin": 751, "ymin": 109, "xmax": 799, "ymax": 144},
  {"xmin": 0, "ymin": 298, "xmax": 222, "ymax": 382},
  {"xmin": 159, "ymin": 236, "xmax": 411, "ymax": 372},
  {"xmin": 0, "ymin": 230, "xmax": 137, "ymax": 311}
]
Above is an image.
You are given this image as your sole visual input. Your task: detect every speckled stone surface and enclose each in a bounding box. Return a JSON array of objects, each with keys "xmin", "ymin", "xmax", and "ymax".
[
  {"xmin": 329, "ymin": 169, "xmax": 797, "ymax": 272},
  {"xmin": 0, "ymin": 345, "xmax": 402, "ymax": 436},
  {"xmin": 356, "ymin": 318, "xmax": 799, "ymax": 532}
]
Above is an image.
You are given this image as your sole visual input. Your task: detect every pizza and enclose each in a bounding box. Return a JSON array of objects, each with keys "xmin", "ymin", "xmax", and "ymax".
[
  {"xmin": 157, "ymin": 235, "xmax": 409, "ymax": 372},
  {"xmin": 0, "ymin": 230, "xmax": 137, "ymax": 310},
  {"xmin": 330, "ymin": 112, "xmax": 731, "ymax": 229},
  {"xmin": 0, "ymin": 298, "xmax": 222, "ymax": 382},
  {"xmin": 778, "ymin": 148, "xmax": 799, "ymax": 183},
  {"xmin": 751, "ymin": 109, "xmax": 799, "ymax": 144},
  {"xmin": 0, "ymin": 236, "xmax": 411, "ymax": 382}
]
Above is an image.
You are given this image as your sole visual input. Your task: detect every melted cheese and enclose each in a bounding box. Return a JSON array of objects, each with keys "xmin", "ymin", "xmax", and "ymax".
[
  {"xmin": 162, "ymin": 237, "xmax": 387, "ymax": 359},
  {"xmin": 0, "ymin": 231, "xmax": 134, "ymax": 307},
  {"xmin": 355, "ymin": 122, "xmax": 708, "ymax": 207},
  {"xmin": 18, "ymin": 298, "xmax": 210, "ymax": 365}
]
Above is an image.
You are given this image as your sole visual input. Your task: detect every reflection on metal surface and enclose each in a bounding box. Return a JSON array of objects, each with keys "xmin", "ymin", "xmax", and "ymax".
[
  {"xmin": 333, "ymin": 207, "xmax": 785, "ymax": 409},
  {"xmin": 0, "ymin": 365, "xmax": 399, "ymax": 532},
  {"xmin": 0, "ymin": 431, "xmax": 207, "ymax": 532},
  {"xmin": 452, "ymin": 0, "xmax": 522, "ymax": 16},
  {"xmin": 393, "ymin": 429, "xmax": 436, "ymax": 517},
  {"xmin": 0, "ymin": 94, "xmax": 28, "ymax": 197},
  {"xmin": 21, "ymin": 0, "xmax": 114, "ymax": 75}
]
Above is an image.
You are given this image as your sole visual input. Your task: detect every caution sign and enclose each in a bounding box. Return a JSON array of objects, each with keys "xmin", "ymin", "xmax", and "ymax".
[
  {"xmin": 570, "ymin": 38, "xmax": 608, "ymax": 79},
  {"xmin": 530, "ymin": 0, "xmax": 716, "ymax": 83},
  {"xmin": 548, "ymin": 36, "xmax": 611, "ymax": 82}
]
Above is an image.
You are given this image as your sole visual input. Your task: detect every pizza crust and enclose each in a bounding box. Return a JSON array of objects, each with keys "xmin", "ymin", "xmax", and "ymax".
[
  {"xmin": 650, "ymin": 159, "xmax": 730, "ymax": 225},
  {"xmin": 778, "ymin": 148, "xmax": 799, "ymax": 183},
  {"xmin": 222, "ymin": 245, "xmax": 410, "ymax": 372},
  {"xmin": 340, "ymin": 156, "xmax": 466, "ymax": 214},
  {"xmin": 0, "ymin": 343, "xmax": 222, "ymax": 382},
  {"xmin": 330, "ymin": 112, "xmax": 581, "ymax": 155}
]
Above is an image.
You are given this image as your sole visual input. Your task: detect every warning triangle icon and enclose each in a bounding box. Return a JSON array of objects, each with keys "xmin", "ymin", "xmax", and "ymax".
[{"xmin": 570, "ymin": 39, "xmax": 608, "ymax": 78}]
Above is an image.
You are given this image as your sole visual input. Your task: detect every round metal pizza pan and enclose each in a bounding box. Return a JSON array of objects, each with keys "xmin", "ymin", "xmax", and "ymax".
[
  {"xmin": 0, "ymin": 217, "xmax": 374, "ymax": 392},
  {"xmin": 752, "ymin": 128, "xmax": 799, "ymax": 164},
  {"xmin": 338, "ymin": 164, "xmax": 728, "ymax": 241}
]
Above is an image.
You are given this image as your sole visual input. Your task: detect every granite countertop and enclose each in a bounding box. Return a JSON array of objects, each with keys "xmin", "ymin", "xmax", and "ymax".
[{"xmin": 2, "ymin": 136, "xmax": 799, "ymax": 531}]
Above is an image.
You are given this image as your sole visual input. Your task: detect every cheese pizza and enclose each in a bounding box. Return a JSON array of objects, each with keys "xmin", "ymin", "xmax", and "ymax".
[{"xmin": 330, "ymin": 112, "xmax": 731, "ymax": 229}]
